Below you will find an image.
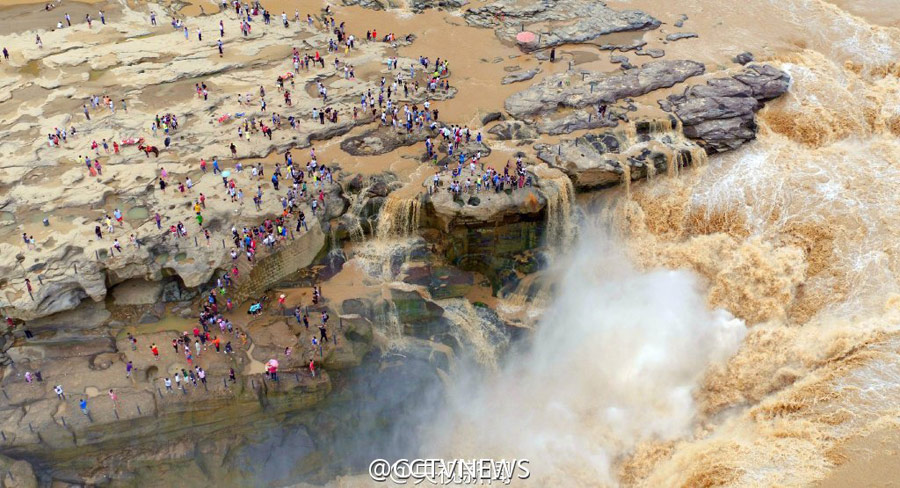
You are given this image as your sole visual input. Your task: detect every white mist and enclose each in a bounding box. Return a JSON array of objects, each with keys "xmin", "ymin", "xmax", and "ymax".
[{"xmin": 427, "ymin": 227, "xmax": 747, "ymax": 486}]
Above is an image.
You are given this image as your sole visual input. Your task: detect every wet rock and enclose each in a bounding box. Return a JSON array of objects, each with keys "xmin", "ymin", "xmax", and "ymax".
[
  {"xmin": 535, "ymin": 126, "xmax": 701, "ymax": 189},
  {"xmin": 341, "ymin": 298, "xmax": 374, "ymax": 320},
  {"xmin": 535, "ymin": 110, "xmax": 620, "ymax": 135},
  {"xmin": 505, "ymin": 60, "xmax": 705, "ymax": 118},
  {"xmin": 501, "ymin": 68, "xmax": 541, "ymax": 85},
  {"xmin": 340, "ymin": 126, "xmax": 433, "ymax": 156},
  {"xmin": 600, "ymin": 38, "xmax": 647, "ymax": 52},
  {"xmin": 733, "ymin": 51, "xmax": 755, "ymax": 65},
  {"xmin": 426, "ymin": 186, "xmax": 547, "ymax": 231},
  {"xmin": 404, "ymin": 265, "xmax": 474, "ymax": 300},
  {"xmin": 636, "ymin": 48, "xmax": 666, "ymax": 58},
  {"xmin": 665, "ymin": 32, "xmax": 698, "ymax": 41},
  {"xmin": 390, "ymin": 289, "xmax": 444, "ymax": 326},
  {"xmin": 139, "ymin": 302, "xmax": 166, "ymax": 324},
  {"xmin": 488, "ymin": 121, "xmax": 538, "ymax": 140},
  {"xmin": 365, "ymin": 182, "xmax": 390, "ymax": 201},
  {"xmin": 663, "ymin": 64, "xmax": 790, "ymax": 153},
  {"xmin": 161, "ymin": 279, "xmax": 199, "ymax": 303},
  {"xmin": 319, "ymin": 250, "xmax": 346, "ymax": 281},
  {"xmin": 674, "ymin": 14, "xmax": 688, "ymax": 28},
  {"xmin": 467, "ymin": 196, "xmax": 480, "ymax": 206},
  {"xmin": 320, "ymin": 184, "xmax": 350, "ymax": 221},
  {"xmin": 610, "ymin": 55, "xmax": 630, "ymax": 65},
  {"xmin": 481, "ymin": 112, "xmax": 504, "ymax": 125},
  {"xmin": 346, "ymin": 173, "xmax": 365, "ymax": 194}
]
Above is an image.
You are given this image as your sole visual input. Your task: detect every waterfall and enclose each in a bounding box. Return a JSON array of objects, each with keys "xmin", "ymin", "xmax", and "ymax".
[
  {"xmin": 439, "ymin": 299, "xmax": 511, "ymax": 370},
  {"xmin": 535, "ymin": 164, "xmax": 576, "ymax": 250},
  {"xmin": 376, "ymin": 193, "xmax": 421, "ymax": 239},
  {"xmin": 344, "ymin": 214, "xmax": 366, "ymax": 243}
]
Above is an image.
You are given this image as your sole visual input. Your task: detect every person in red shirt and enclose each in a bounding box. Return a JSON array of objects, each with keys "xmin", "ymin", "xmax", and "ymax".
[{"xmin": 150, "ymin": 343, "xmax": 159, "ymax": 360}]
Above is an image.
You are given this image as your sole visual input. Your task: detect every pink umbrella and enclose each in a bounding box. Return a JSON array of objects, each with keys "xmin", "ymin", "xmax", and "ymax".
[
  {"xmin": 516, "ymin": 31, "xmax": 536, "ymax": 44},
  {"xmin": 267, "ymin": 359, "xmax": 279, "ymax": 369}
]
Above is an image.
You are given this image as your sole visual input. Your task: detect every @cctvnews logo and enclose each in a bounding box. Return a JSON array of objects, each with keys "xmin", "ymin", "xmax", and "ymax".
[{"xmin": 369, "ymin": 458, "xmax": 531, "ymax": 484}]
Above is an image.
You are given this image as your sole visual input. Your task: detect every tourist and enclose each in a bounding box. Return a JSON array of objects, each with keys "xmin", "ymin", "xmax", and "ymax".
[
  {"xmin": 80, "ymin": 398, "xmax": 89, "ymax": 416},
  {"xmin": 54, "ymin": 384, "xmax": 65, "ymax": 399}
]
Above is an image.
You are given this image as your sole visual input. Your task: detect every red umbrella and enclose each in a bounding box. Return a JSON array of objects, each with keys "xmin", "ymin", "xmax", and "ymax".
[{"xmin": 516, "ymin": 31, "xmax": 536, "ymax": 44}]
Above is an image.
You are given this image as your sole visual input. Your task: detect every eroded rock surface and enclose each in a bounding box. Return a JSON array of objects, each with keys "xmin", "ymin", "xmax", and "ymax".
[{"xmin": 661, "ymin": 64, "xmax": 791, "ymax": 153}]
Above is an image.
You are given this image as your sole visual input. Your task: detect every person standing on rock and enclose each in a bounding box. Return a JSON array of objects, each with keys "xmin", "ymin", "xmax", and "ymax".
[
  {"xmin": 218, "ymin": 39, "xmax": 224, "ymax": 57},
  {"xmin": 54, "ymin": 384, "xmax": 65, "ymax": 399},
  {"xmin": 150, "ymin": 343, "xmax": 159, "ymax": 360},
  {"xmin": 125, "ymin": 361, "xmax": 133, "ymax": 379},
  {"xmin": 80, "ymin": 398, "xmax": 89, "ymax": 416},
  {"xmin": 83, "ymin": 104, "xmax": 90, "ymax": 120},
  {"xmin": 197, "ymin": 28, "xmax": 202, "ymax": 41},
  {"xmin": 164, "ymin": 377, "xmax": 172, "ymax": 392},
  {"xmin": 108, "ymin": 389, "xmax": 119, "ymax": 409},
  {"xmin": 25, "ymin": 279, "xmax": 34, "ymax": 300}
]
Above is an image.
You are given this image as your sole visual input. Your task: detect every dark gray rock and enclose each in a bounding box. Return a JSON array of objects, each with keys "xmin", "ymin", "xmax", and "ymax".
[
  {"xmin": 663, "ymin": 64, "xmax": 790, "ymax": 153},
  {"xmin": 733, "ymin": 52, "xmax": 755, "ymax": 65},
  {"xmin": 666, "ymin": 32, "xmax": 698, "ymax": 41},
  {"xmin": 501, "ymin": 68, "xmax": 541, "ymax": 85},
  {"xmin": 637, "ymin": 48, "xmax": 665, "ymax": 58},
  {"xmin": 488, "ymin": 121, "xmax": 539, "ymax": 140},
  {"xmin": 505, "ymin": 60, "xmax": 705, "ymax": 117},
  {"xmin": 161, "ymin": 279, "xmax": 198, "ymax": 303},
  {"xmin": 481, "ymin": 112, "xmax": 504, "ymax": 125}
]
